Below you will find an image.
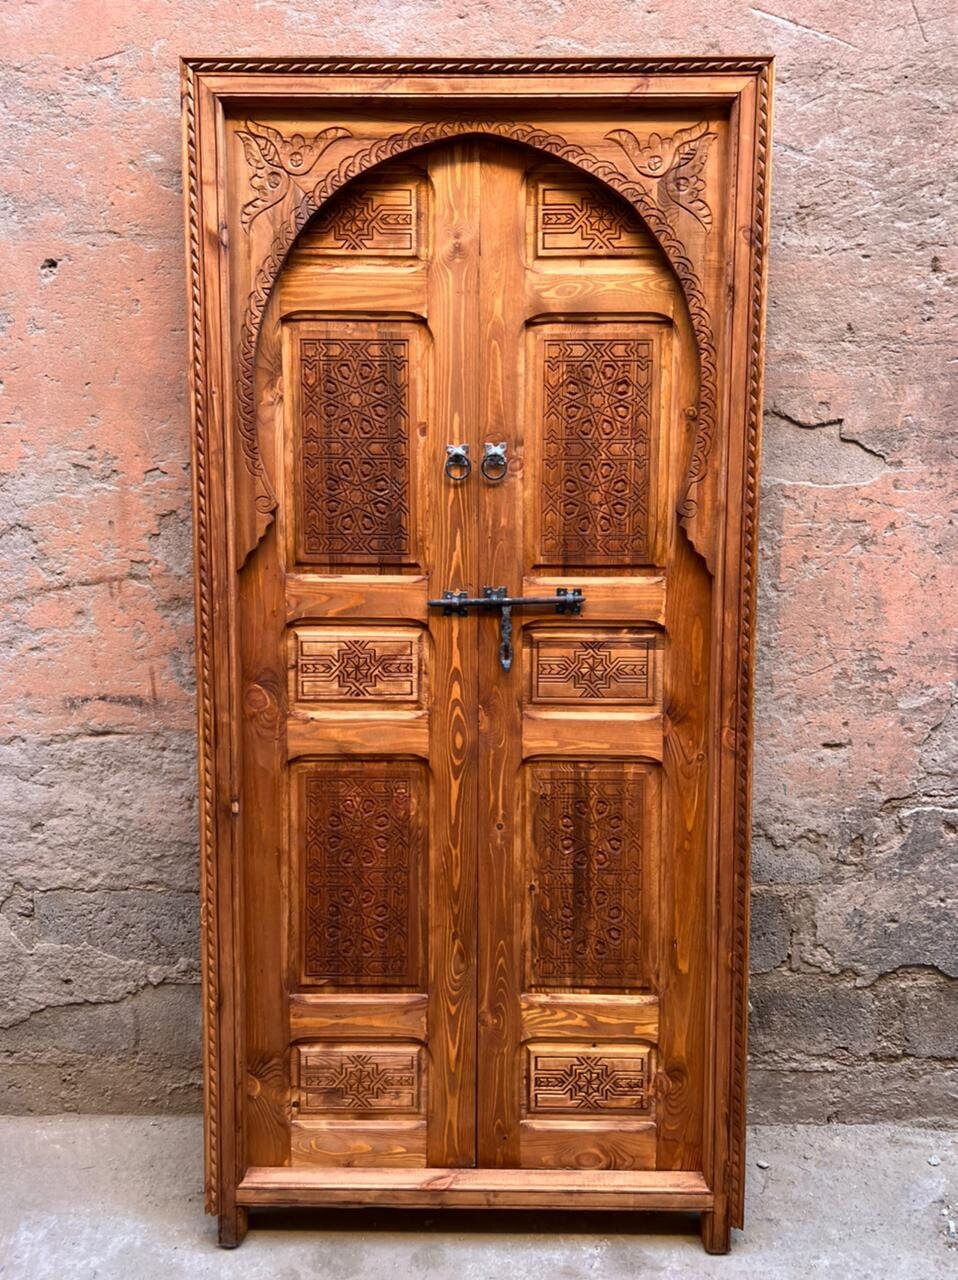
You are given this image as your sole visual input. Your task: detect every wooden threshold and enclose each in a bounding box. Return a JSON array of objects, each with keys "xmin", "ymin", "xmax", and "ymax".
[{"xmin": 237, "ymin": 1167, "xmax": 713, "ymax": 1211}]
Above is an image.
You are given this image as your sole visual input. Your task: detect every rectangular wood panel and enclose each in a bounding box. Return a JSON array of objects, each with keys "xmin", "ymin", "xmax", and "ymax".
[
  {"xmin": 300, "ymin": 175, "xmax": 424, "ymax": 257},
  {"xmin": 291, "ymin": 323, "xmax": 423, "ymax": 568},
  {"xmin": 526, "ymin": 1044, "xmax": 655, "ymax": 1115},
  {"xmin": 294, "ymin": 762, "xmax": 426, "ymax": 988},
  {"xmin": 533, "ymin": 176, "xmax": 657, "ymax": 258},
  {"xmin": 533, "ymin": 330, "xmax": 656, "ymax": 567},
  {"xmin": 293, "ymin": 1043, "xmax": 425, "ymax": 1115},
  {"xmin": 290, "ymin": 626, "xmax": 422, "ymax": 703},
  {"xmin": 526, "ymin": 763, "xmax": 649, "ymax": 990}
]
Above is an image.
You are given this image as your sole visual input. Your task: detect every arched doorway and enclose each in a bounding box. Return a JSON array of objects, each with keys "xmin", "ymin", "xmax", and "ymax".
[{"xmin": 238, "ymin": 137, "xmax": 711, "ymax": 1183}]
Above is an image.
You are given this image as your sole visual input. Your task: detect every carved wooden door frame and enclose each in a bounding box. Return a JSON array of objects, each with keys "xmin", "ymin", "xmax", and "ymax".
[{"xmin": 182, "ymin": 56, "xmax": 773, "ymax": 1249}]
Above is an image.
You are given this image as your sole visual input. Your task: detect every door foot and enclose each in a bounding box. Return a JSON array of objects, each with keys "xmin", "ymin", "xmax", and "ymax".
[
  {"xmin": 217, "ymin": 1205, "xmax": 248, "ymax": 1248},
  {"xmin": 700, "ymin": 1208, "xmax": 731, "ymax": 1254}
]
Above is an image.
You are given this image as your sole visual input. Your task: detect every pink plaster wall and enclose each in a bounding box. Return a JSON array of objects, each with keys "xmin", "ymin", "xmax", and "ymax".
[{"xmin": 1, "ymin": 2, "xmax": 955, "ymax": 1118}]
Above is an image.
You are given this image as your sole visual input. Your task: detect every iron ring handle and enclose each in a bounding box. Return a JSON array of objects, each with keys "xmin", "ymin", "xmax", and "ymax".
[
  {"xmin": 481, "ymin": 441, "xmax": 508, "ymax": 482},
  {"xmin": 444, "ymin": 444, "xmax": 472, "ymax": 482}
]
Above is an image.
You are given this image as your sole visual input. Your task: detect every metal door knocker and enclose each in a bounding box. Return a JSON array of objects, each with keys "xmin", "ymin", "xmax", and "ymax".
[
  {"xmin": 444, "ymin": 444, "xmax": 472, "ymax": 481},
  {"xmin": 481, "ymin": 441, "xmax": 508, "ymax": 482}
]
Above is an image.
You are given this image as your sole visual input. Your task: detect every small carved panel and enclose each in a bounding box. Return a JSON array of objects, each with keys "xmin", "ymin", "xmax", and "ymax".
[
  {"xmin": 532, "ymin": 631, "xmax": 655, "ymax": 704},
  {"xmin": 299, "ymin": 763, "xmax": 424, "ymax": 986},
  {"xmin": 527, "ymin": 1044, "xmax": 654, "ymax": 1114},
  {"xmin": 294, "ymin": 1043, "xmax": 424, "ymax": 1115},
  {"xmin": 527, "ymin": 763, "xmax": 645, "ymax": 989},
  {"xmin": 535, "ymin": 180, "xmax": 656, "ymax": 256},
  {"xmin": 292, "ymin": 627, "xmax": 421, "ymax": 703},
  {"xmin": 296, "ymin": 334, "xmax": 413, "ymax": 565},
  {"xmin": 538, "ymin": 336, "xmax": 654, "ymax": 566},
  {"xmin": 303, "ymin": 177, "xmax": 422, "ymax": 256}
]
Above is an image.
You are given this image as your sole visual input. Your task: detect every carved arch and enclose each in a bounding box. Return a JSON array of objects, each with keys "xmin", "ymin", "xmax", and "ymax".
[{"xmin": 236, "ymin": 119, "xmax": 718, "ymax": 562}]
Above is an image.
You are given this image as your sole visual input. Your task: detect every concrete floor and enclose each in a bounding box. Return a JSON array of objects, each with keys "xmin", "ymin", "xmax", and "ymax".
[{"xmin": 0, "ymin": 1118, "xmax": 955, "ymax": 1278}]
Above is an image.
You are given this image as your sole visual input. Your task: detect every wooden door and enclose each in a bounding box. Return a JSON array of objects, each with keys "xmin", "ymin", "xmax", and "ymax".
[
  {"xmin": 472, "ymin": 148, "xmax": 705, "ymax": 1177},
  {"xmin": 183, "ymin": 58, "xmax": 772, "ymax": 1255},
  {"xmin": 243, "ymin": 147, "xmax": 483, "ymax": 1174},
  {"xmin": 241, "ymin": 139, "xmax": 707, "ymax": 1181}
]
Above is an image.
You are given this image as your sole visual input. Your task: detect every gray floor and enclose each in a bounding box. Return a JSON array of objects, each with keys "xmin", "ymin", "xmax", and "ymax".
[{"xmin": 0, "ymin": 1117, "xmax": 954, "ymax": 1278}]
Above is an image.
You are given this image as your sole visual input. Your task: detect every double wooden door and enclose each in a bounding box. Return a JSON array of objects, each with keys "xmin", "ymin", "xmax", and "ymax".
[{"xmin": 240, "ymin": 140, "xmax": 710, "ymax": 1180}]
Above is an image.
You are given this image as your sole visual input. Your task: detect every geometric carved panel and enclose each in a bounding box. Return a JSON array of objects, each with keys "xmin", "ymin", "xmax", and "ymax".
[
  {"xmin": 300, "ymin": 763, "xmax": 424, "ymax": 986},
  {"xmin": 292, "ymin": 627, "xmax": 421, "ymax": 702},
  {"xmin": 532, "ymin": 631, "xmax": 655, "ymax": 704},
  {"xmin": 535, "ymin": 181, "xmax": 655, "ymax": 257},
  {"xmin": 294, "ymin": 1043, "xmax": 424, "ymax": 1115},
  {"xmin": 527, "ymin": 763, "xmax": 644, "ymax": 989},
  {"xmin": 538, "ymin": 336, "xmax": 653, "ymax": 566},
  {"xmin": 297, "ymin": 335, "xmax": 412, "ymax": 564},
  {"xmin": 527, "ymin": 1044, "xmax": 654, "ymax": 1114},
  {"xmin": 304, "ymin": 179, "xmax": 421, "ymax": 256}
]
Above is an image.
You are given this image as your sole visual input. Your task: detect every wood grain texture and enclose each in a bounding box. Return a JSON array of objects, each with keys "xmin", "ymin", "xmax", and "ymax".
[
  {"xmin": 236, "ymin": 1166, "xmax": 714, "ymax": 1211},
  {"xmin": 182, "ymin": 58, "xmax": 772, "ymax": 1250}
]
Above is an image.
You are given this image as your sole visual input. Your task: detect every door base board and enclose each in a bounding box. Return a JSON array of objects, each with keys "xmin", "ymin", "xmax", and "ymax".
[{"xmin": 237, "ymin": 1166, "xmax": 713, "ymax": 1211}]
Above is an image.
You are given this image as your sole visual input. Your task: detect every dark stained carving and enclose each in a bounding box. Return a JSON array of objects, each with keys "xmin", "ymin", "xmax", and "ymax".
[
  {"xmin": 533, "ymin": 634, "xmax": 655, "ymax": 704},
  {"xmin": 300, "ymin": 764, "xmax": 423, "ymax": 986},
  {"xmin": 539, "ymin": 337, "xmax": 652, "ymax": 565},
  {"xmin": 297, "ymin": 336, "xmax": 412, "ymax": 564},
  {"xmin": 528, "ymin": 764, "xmax": 645, "ymax": 989}
]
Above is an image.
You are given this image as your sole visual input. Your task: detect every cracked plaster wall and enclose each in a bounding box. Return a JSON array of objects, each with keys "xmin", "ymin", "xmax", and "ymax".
[{"xmin": 1, "ymin": 2, "xmax": 956, "ymax": 1122}]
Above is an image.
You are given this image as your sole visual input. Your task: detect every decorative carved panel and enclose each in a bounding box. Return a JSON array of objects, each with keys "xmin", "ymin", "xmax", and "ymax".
[
  {"xmin": 292, "ymin": 627, "xmax": 421, "ymax": 703},
  {"xmin": 527, "ymin": 1045, "xmax": 654, "ymax": 1114},
  {"xmin": 298, "ymin": 763, "xmax": 424, "ymax": 986},
  {"xmin": 527, "ymin": 764, "xmax": 645, "ymax": 989},
  {"xmin": 294, "ymin": 1043, "xmax": 424, "ymax": 1114},
  {"xmin": 296, "ymin": 333, "xmax": 413, "ymax": 565},
  {"xmin": 534, "ymin": 179, "xmax": 655, "ymax": 256},
  {"xmin": 531, "ymin": 631, "xmax": 656, "ymax": 704},
  {"xmin": 301, "ymin": 176, "xmax": 422, "ymax": 255},
  {"xmin": 537, "ymin": 335, "xmax": 654, "ymax": 566}
]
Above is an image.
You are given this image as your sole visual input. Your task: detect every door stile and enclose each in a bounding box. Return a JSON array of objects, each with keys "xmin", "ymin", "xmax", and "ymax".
[
  {"xmin": 425, "ymin": 143, "xmax": 483, "ymax": 1166},
  {"xmin": 475, "ymin": 148, "xmax": 528, "ymax": 1165}
]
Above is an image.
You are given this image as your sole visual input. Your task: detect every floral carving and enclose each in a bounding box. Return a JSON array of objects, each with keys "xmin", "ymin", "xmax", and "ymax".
[
  {"xmin": 606, "ymin": 122, "xmax": 716, "ymax": 231},
  {"xmin": 237, "ymin": 119, "xmax": 352, "ymax": 230},
  {"xmin": 528, "ymin": 764, "xmax": 644, "ymax": 988},
  {"xmin": 301, "ymin": 765, "xmax": 422, "ymax": 985}
]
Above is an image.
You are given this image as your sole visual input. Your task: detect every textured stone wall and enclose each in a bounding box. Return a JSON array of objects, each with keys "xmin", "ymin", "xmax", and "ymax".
[{"xmin": 1, "ymin": 2, "xmax": 955, "ymax": 1121}]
